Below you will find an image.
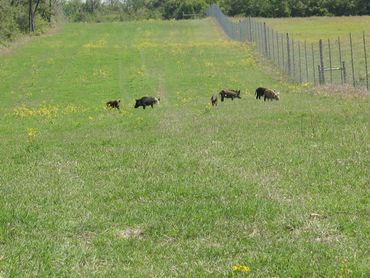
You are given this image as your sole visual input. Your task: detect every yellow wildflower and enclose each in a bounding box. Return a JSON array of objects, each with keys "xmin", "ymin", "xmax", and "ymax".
[
  {"xmin": 232, "ymin": 264, "xmax": 250, "ymax": 273},
  {"xmin": 27, "ymin": 128, "xmax": 37, "ymax": 143}
]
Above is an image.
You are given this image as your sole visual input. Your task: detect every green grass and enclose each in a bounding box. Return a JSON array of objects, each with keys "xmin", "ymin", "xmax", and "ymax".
[{"xmin": 0, "ymin": 19, "xmax": 369, "ymax": 276}]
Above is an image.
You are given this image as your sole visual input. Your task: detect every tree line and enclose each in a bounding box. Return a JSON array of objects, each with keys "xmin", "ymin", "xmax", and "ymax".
[
  {"xmin": 219, "ymin": 0, "xmax": 370, "ymax": 17},
  {"xmin": 61, "ymin": 0, "xmax": 369, "ymax": 22},
  {"xmin": 1, "ymin": 0, "xmax": 369, "ymax": 44}
]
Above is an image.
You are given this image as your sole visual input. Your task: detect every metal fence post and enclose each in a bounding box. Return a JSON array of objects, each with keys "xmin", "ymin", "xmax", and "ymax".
[
  {"xmin": 263, "ymin": 22, "xmax": 267, "ymax": 55},
  {"xmin": 282, "ymin": 34, "xmax": 285, "ymax": 73},
  {"xmin": 270, "ymin": 29, "xmax": 274, "ymax": 62},
  {"xmin": 268, "ymin": 27, "xmax": 271, "ymax": 58},
  {"xmin": 319, "ymin": 39, "xmax": 325, "ymax": 85},
  {"xmin": 292, "ymin": 38, "xmax": 296, "ymax": 80},
  {"xmin": 338, "ymin": 36, "xmax": 344, "ymax": 84},
  {"xmin": 363, "ymin": 32, "xmax": 369, "ymax": 90},
  {"xmin": 312, "ymin": 43, "xmax": 316, "ymax": 85},
  {"xmin": 342, "ymin": 61, "xmax": 347, "ymax": 83},
  {"xmin": 276, "ymin": 32, "xmax": 280, "ymax": 68},
  {"xmin": 238, "ymin": 20, "xmax": 242, "ymax": 42},
  {"xmin": 328, "ymin": 39, "xmax": 333, "ymax": 84},
  {"xmin": 318, "ymin": 65, "xmax": 322, "ymax": 84},
  {"xmin": 286, "ymin": 33, "xmax": 291, "ymax": 76},
  {"xmin": 260, "ymin": 22, "xmax": 263, "ymax": 53},
  {"xmin": 349, "ymin": 33, "xmax": 356, "ymax": 87},
  {"xmin": 298, "ymin": 41, "xmax": 302, "ymax": 83},
  {"xmin": 304, "ymin": 41, "xmax": 309, "ymax": 82}
]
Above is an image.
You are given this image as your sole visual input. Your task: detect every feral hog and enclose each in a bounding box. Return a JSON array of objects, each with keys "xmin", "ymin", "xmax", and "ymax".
[
  {"xmin": 134, "ymin": 96, "xmax": 160, "ymax": 109},
  {"xmin": 210, "ymin": 95, "xmax": 218, "ymax": 106},
  {"xmin": 219, "ymin": 89, "xmax": 241, "ymax": 102},
  {"xmin": 106, "ymin": 100, "xmax": 120, "ymax": 109},
  {"xmin": 263, "ymin": 89, "xmax": 279, "ymax": 101},
  {"xmin": 255, "ymin": 87, "xmax": 266, "ymax": 100}
]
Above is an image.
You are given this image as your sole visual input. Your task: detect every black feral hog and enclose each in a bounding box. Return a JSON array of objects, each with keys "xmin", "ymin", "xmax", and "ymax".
[
  {"xmin": 134, "ymin": 96, "xmax": 160, "ymax": 109},
  {"xmin": 210, "ymin": 95, "xmax": 218, "ymax": 106},
  {"xmin": 106, "ymin": 99, "xmax": 120, "ymax": 109},
  {"xmin": 263, "ymin": 89, "xmax": 279, "ymax": 101},
  {"xmin": 255, "ymin": 87, "xmax": 266, "ymax": 100},
  {"xmin": 219, "ymin": 89, "xmax": 241, "ymax": 102}
]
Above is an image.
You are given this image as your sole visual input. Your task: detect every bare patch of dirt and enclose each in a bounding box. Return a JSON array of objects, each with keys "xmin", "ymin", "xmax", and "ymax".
[
  {"xmin": 78, "ymin": 231, "xmax": 96, "ymax": 246},
  {"xmin": 116, "ymin": 228, "xmax": 144, "ymax": 239},
  {"xmin": 312, "ymin": 234, "xmax": 341, "ymax": 243},
  {"xmin": 309, "ymin": 213, "xmax": 325, "ymax": 219}
]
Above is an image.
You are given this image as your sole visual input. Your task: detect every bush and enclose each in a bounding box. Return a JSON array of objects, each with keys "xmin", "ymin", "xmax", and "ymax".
[
  {"xmin": 163, "ymin": 0, "xmax": 208, "ymax": 19},
  {"xmin": 0, "ymin": 0, "xmax": 19, "ymax": 42}
]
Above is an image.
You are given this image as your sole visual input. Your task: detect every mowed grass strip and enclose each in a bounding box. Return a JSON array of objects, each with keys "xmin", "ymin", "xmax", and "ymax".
[{"xmin": 0, "ymin": 19, "xmax": 369, "ymax": 276}]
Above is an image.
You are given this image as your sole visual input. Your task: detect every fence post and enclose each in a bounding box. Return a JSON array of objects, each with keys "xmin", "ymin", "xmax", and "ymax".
[
  {"xmin": 276, "ymin": 32, "xmax": 280, "ymax": 68},
  {"xmin": 263, "ymin": 22, "xmax": 268, "ymax": 56},
  {"xmin": 267, "ymin": 27, "xmax": 271, "ymax": 58},
  {"xmin": 363, "ymin": 32, "xmax": 369, "ymax": 90},
  {"xmin": 255, "ymin": 21, "xmax": 258, "ymax": 48},
  {"xmin": 282, "ymin": 34, "xmax": 285, "ymax": 73},
  {"xmin": 328, "ymin": 39, "xmax": 333, "ymax": 84},
  {"xmin": 342, "ymin": 61, "xmax": 347, "ymax": 83},
  {"xmin": 239, "ymin": 20, "xmax": 242, "ymax": 42},
  {"xmin": 319, "ymin": 39, "xmax": 325, "ymax": 85},
  {"xmin": 338, "ymin": 36, "xmax": 344, "ymax": 84},
  {"xmin": 286, "ymin": 33, "xmax": 291, "ymax": 76},
  {"xmin": 312, "ymin": 43, "xmax": 316, "ymax": 85},
  {"xmin": 304, "ymin": 41, "xmax": 309, "ymax": 82},
  {"xmin": 259, "ymin": 22, "xmax": 263, "ymax": 53},
  {"xmin": 298, "ymin": 41, "xmax": 302, "ymax": 83},
  {"xmin": 270, "ymin": 28, "xmax": 274, "ymax": 62},
  {"xmin": 349, "ymin": 33, "xmax": 356, "ymax": 87},
  {"xmin": 292, "ymin": 38, "xmax": 296, "ymax": 80}
]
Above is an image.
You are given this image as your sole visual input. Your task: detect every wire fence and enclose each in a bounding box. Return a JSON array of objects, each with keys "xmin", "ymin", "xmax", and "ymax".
[{"xmin": 206, "ymin": 4, "xmax": 369, "ymax": 91}]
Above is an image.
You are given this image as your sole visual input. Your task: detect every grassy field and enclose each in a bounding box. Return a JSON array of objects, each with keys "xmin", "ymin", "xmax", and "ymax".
[{"xmin": 0, "ymin": 19, "xmax": 369, "ymax": 276}]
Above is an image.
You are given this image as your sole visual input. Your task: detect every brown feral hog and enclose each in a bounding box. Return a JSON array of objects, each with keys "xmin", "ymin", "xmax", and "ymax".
[
  {"xmin": 106, "ymin": 99, "xmax": 120, "ymax": 109},
  {"xmin": 263, "ymin": 89, "xmax": 279, "ymax": 101},
  {"xmin": 210, "ymin": 95, "xmax": 218, "ymax": 106},
  {"xmin": 219, "ymin": 89, "xmax": 241, "ymax": 102},
  {"xmin": 134, "ymin": 96, "xmax": 160, "ymax": 109}
]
